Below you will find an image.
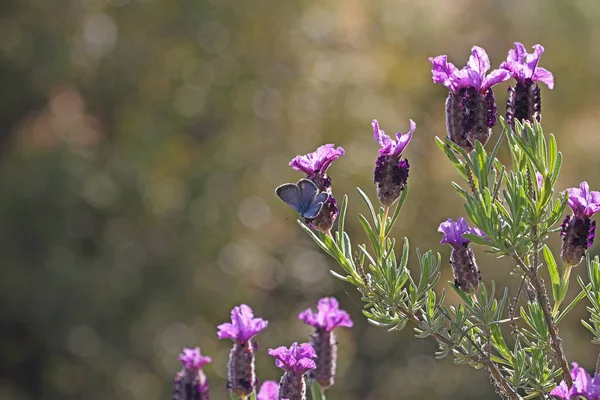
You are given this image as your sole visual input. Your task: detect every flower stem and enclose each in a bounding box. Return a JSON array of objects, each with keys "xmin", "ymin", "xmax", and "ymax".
[{"xmin": 378, "ymin": 206, "xmax": 389, "ymax": 261}]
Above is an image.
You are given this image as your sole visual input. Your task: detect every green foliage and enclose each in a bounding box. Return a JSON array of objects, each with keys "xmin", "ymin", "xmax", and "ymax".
[{"xmin": 300, "ymin": 119, "xmax": 596, "ymax": 399}]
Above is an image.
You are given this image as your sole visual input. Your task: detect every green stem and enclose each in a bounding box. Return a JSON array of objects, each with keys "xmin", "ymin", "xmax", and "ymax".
[
  {"xmin": 310, "ymin": 380, "xmax": 326, "ymax": 400},
  {"xmin": 377, "ymin": 206, "xmax": 389, "ymax": 264}
]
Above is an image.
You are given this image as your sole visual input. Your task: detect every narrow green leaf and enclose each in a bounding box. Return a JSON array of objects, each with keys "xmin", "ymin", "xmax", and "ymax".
[
  {"xmin": 449, "ymin": 282, "xmax": 473, "ymax": 307},
  {"xmin": 543, "ymin": 245, "xmax": 560, "ymax": 307},
  {"xmin": 386, "ymin": 186, "xmax": 409, "ymax": 236},
  {"xmin": 358, "ymin": 214, "xmax": 380, "ymax": 254},
  {"xmin": 336, "ymin": 194, "xmax": 348, "ymax": 248},
  {"xmin": 555, "ymin": 286, "xmax": 587, "ymax": 324},
  {"xmin": 329, "ymin": 269, "xmax": 350, "ymax": 282},
  {"xmin": 357, "ymin": 187, "xmax": 378, "ymax": 228},
  {"xmin": 310, "ymin": 380, "xmax": 325, "ymax": 400}
]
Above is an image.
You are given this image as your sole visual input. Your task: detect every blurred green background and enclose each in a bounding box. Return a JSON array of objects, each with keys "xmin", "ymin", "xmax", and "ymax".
[{"xmin": 2, "ymin": 0, "xmax": 600, "ymax": 399}]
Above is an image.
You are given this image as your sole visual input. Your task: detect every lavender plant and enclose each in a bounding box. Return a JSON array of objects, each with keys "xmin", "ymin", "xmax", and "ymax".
[
  {"xmin": 172, "ymin": 41, "xmax": 600, "ymax": 400},
  {"xmin": 273, "ymin": 42, "xmax": 600, "ymax": 399}
]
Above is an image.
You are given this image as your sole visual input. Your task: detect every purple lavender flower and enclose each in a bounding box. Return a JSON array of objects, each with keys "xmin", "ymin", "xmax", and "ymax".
[
  {"xmin": 299, "ymin": 297, "xmax": 353, "ymax": 389},
  {"xmin": 430, "ymin": 46, "xmax": 510, "ymax": 152},
  {"xmin": 372, "ymin": 119, "xmax": 414, "ymax": 206},
  {"xmin": 173, "ymin": 347, "xmax": 211, "ymax": 400},
  {"xmin": 561, "ymin": 182, "xmax": 600, "ymax": 266},
  {"xmin": 289, "ymin": 144, "xmax": 344, "ymax": 234},
  {"xmin": 289, "ymin": 144, "xmax": 344, "ymax": 192},
  {"xmin": 268, "ymin": 343, "xmax": 317, "ymax": 400},
  {"xmin": 438, "ymin": 217, "xmax": 486, "ymax": 293},
  {"xmin": 501, "ymin": 42, "xmax": 554, "ymax": 130},
  {"xmin": 257, "ymin": 380, "xmax": 280, "ymax": 400},
  {"xmin": 550, "ymin": 362, "xmax": 593, "ymax": 399},
  {"xmin": 218, "ymin": 305, "xmax": 268, "ymax": 397}
]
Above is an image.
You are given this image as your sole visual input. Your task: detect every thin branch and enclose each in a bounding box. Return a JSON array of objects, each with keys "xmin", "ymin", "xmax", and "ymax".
[
  {"xmin": 398, "ymin": 305, "xmax": 520, "ymax": 400},
  {"xmin": 512, "ymin": 253, "xmax": 572, "ymax": 387}
]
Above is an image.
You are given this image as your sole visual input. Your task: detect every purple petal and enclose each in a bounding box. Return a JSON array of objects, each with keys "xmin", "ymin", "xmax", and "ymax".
[
  {"xmin": 299, "ymin": 297, "xmax": 354, "ymax": 332},
  {"xmin": 217, "ymin": 304, "xmax": 268, "ymax": 342},
  {"xmin": 289, "ymin": 144, "xmax": 344, "ymax": 176},
  {"xmin": 482, "ymin": 69, "xmax": 511, "ymax": 91},
  {"xmin": 392, "ymin": 120, "xmax": 416, "ymax": 157},
  {"xmin": 257, "ymin": 381, "xmax": 279, "ymax": 400},
  {"xmin": 466, "ymin": 46, "xmax": 491, "ymax": 88},
  {"xmin": 549, "ymin": 381, "xmax": 570, "ymax": 399},
  {"xmin": 372, "ymin": 119, "xmax": 415, "ymax": 157},
  {"xmin": 450, "ymin": 68, "xmax": 476, "ymax": 90},
  {"xmin": 532, "ymin": 67, "xmax": 554, "ymax": 89},
  {"xmin": 216, "ymin": 322, "xmax": 238, "ymax": 340},
  {"xmin": 429, "ymin": 55, "xmax": 458, "ymax": 91},
  {"xmin": 566, "ymin": 182, "xmax": 600, "ymax": 218},
  {"xmin": 372, "ymin": 120, "xmax": 393, "ymax": 152},
  {"xmin": 571, "ymin": 362, "xmax": 592, "ymax": 396},
  {"xmin": 295, "ymin": 358, "xmax": 317, "ymax": 374},
  {"xmin": 501, "ymin": 42, "xmax": 554, "ymax": 88},
  {"xmin": 268, "ymin": 342, "xmax": 317, "ymax": 374},
  {"xmin": 438, "ymin": 217, "xmax": 485, "ymax": 248},
  {"xmin": 178, "ymin": 347, "xmax": 212, "ymax": 370}
]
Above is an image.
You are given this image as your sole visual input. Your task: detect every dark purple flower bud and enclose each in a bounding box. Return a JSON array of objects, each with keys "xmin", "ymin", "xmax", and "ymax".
[
  {"xmin": 299, "ymin": 298, "xmax": 353, "ymax": 389},
  {"xmin": 257, "ymin": 381, "xmax": 280, "ymax": 400},
  {"xmin": 501, "ymin": 43, "xmax": 554, "ymax": 130},
  {"xmin": 550, "ymin": 362, "xmax": 593, "ymax": 399},
  {"xmin": 438, "ymin": 218, "xmax": 486, "ymax": 293},
  {"xmin": 372, "ymin": 119, "xmax": 414, "ymax": 206},
  {"xmin": 306, "ymin": 196, "xmax": 339, "ymax": 234},
  {"xmin": 289, "ymin": 144, "xmax": 344, "ymax": 192},
  {"xmin": 217, "ymin": 305, "xmax": 268, "ymax": 396},
  {"xmin": 560, "ymin": 182, "xmax": 600, "ymax": 266},
  {"xmin": 173, "ymin": 347, "xmax": 211, "ymax": 400},
  {"xmin": 268, "ymin": 343, "xmax": 317, "ymax": 400},
  {"xmin": 430, "ymin": 46, "xmax": 510, "ymax": 152}
]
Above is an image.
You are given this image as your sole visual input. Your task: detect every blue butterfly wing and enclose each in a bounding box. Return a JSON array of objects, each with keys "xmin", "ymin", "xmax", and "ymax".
[
  {"xmin": 301, "ymin": 185, "xmax": 330, "ymax": 219},
  {"xmin": 275, "ymin": 183, "xmax": 303, "ymax": 213},
  {"xmin": 296, "ymin": 179, "xmax": 319, "ymax": 208}
]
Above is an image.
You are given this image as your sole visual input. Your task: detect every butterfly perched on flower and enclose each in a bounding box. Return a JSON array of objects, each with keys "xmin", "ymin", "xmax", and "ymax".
[{"xmin": 276, "ymin": 179, "xmax": 329, "ymax": 219}]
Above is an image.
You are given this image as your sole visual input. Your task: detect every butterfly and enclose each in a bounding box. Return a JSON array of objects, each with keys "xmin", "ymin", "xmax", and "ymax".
[{"xmin": 275, "ymin": 178, "xmax": 329, "ymax": 219}]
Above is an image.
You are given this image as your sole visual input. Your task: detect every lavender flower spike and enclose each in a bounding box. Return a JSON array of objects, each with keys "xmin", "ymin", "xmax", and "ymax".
[
  {"xmin": 561, "ymin": 182, "xmax": 600, "ymax": 266},
  {"xmin": 438, "ymin": 217, "xmax": 486, "ymax": 293},
  {"xmin": 550, "ymin": 362, "xmax": 592, "ymax": 399},
  {"xmin": 288, "ymin": 144, "xmax": 344, "ymax": 234},
  {"xmin": 269, "ymin": 342, "xmax": 317, "ymax": 400},
  {"xmin": 372, "ymin": 119, "xmax": 414, "ymax": 206},
  {"xmin": 257, "ymin": 380, "xmax": 280, "ymax": 400},
  {"xmin": 430, "ymin": 46, "xmax": 510, "ymax": 152},
  {"xmin": 173, "ymin": 347, "xmax": 211, "ymax": 400},
  {"xmin": 299, "ymin": 298, "xmax": 353, "ymax": 389},
  {"xmin": 218, "ymin": 304, "xmax": 268, "ymax": 397},
  {"xmin": 501, "ymin": 42, "xmax": 554, "ymax": 130}
]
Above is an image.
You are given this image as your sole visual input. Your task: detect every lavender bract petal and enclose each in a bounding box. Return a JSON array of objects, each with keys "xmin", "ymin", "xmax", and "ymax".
[
  {"xmin": 532, "ymin": 67, "xmax": 554, "ymax": 89},
  {"xmin": 482, "ymin": 69, "xmax": 511, "ymax": 91},
  {"xmin": 501, "ymin": 42, "xmax": 554, "ymax": 88},
  {"xmin": 179, "ymin": 347, "xmax": 212, "ymax": 370},
  {"xmin": 217, "ymin": 304, "xmax": 268, "ymax": 343},
  {"xmin": 299, "ymin": 297, "xmax": 354, "ymax": 332},
  {"xmin": 268, "ymin": 342, "xmax": 317, "ymax": 374},
  {"xmin": 289, "ymin": 144, "xmax": 344, "ymax": 177},
  {"xmin": 429, "ymin": 55, "xmax": 458, "ymax": 90},
  {"xmin": 257, "ymin": 380, "xmax": 279, "ymax": 400}
]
